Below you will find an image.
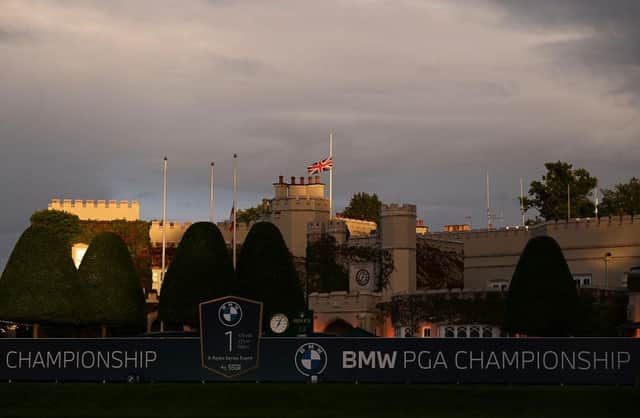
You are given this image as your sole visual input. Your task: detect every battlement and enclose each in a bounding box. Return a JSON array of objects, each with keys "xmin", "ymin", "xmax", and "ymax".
[
  {"xmin": 380, "ymin": 203, "xmax": 416, "ymax": 216},
  {"xmin": 271, "ymin": 175, "xmax": 326, "ymax": 199},
  {"xmin": 149, "ymin": 221, "xmax": 192, "ymax": 246},
  {"xmin": 48, "ymin": 199, "xmax": 140, "ymax": 221}
]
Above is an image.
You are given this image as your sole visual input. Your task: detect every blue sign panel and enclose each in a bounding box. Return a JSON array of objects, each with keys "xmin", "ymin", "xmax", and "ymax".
[
  {"xmin": 199, "ymin": 296, "xmax": 262, "ymax": 377},
  {"xmin": 0, "ymin": 337, "xmax": 638, "ymax": 384}
]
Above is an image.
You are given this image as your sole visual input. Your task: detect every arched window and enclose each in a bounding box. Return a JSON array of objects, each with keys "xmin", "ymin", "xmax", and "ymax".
[
  {"xmin": 445, "ymin": 327, "xmax": 455, "ymax": 338},
  {"xmin": 482, "ymin": 327, "xmax": 493, "ymax": 338},
  {"xmin": 456, "ymin": 327, "xmax": 467, "ymax": 338}
]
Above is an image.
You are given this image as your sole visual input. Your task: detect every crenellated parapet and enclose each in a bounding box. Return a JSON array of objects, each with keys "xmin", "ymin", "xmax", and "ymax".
[
  {"xmin": 149, "ymin": 221, "xmax": 193, "ymax": 246},
  {"xmin": 380, "ymin": 203, "xmax": 417, "ymax": 217},
  {"xmin": 48, "ymin": 199, "xmax": 140, "ymax": 221}
]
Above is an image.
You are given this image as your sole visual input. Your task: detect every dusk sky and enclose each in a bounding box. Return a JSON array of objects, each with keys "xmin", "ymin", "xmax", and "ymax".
[{"xmin": 1, "ymin": 1, "xmax": 640, "ymax": 270}]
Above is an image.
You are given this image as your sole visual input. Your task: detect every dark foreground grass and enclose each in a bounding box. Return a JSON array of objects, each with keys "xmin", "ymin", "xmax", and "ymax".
[{"xmin": 0, "ymin": 383, "xmax": 637, "ymax": 418}]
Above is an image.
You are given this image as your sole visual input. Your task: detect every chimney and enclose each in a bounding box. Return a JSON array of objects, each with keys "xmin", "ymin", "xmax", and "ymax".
[
  {"xmin": 314, "ymin": 176, "xmax": 320, "ymax": 184},
  {"xmin": 279, "ymin": 175, "xmax": 284, "ymax": 184},
  {"xmin": 291, "ymin": 176, "xmax": 296, "ymax": 185},
  {"xmin": 299, "ymin": 176, "xmax": 305, "ymax": 185},
  {"xmin": 308, "ymin": 176, "xmax": 313, "ymax": 185}
]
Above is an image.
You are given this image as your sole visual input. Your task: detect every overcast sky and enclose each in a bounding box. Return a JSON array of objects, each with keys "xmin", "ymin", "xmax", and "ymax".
[{"xmin": 1, "ymin": 0, "xmax": 640, "ymax": 269}]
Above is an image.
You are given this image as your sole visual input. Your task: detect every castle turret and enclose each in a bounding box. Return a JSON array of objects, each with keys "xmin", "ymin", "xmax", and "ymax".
[{"xmin": 380, "ymin": 203, "xmax": 417, "ymax": 299}]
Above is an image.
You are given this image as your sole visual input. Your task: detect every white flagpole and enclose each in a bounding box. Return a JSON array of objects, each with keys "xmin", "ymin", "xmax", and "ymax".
[
  {"xmin": 161, "ymin": 157, "xmax": 167, "ymax": 288},
  {"xmin": 210, "ymin": 162, "xmax": 215, "ymax": 223},
  {"xmin": 160, "ymin": 156, "xmax": 167, "ymax": 333},
  {"xmin": 329, "ymin": 132, "xmax": 333, "ymax": 219},
  {"xmin": 233, "ymin": 153, "xmax": 237, "ymax": 269},
  {"xmin": 520, "ymin": 177, "xmax": 525, "ymax": 226},
  {"xmin": 486, "ymin": 172, "xmax": 491, "ymax": 229}
]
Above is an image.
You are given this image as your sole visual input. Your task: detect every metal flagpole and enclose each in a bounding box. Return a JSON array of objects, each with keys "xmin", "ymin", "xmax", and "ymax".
[
  {"xmin": 210, "ymin": 162, "xmax": 215, "ymax": 223},
  {"xmin": 329, "ymin": 132, "xmax": 333, "ymax": 219},
  {"xmin": 233, "ymin": 154, "xmax": 237, "ymax": 269},
  {"xmin": 595, "ymin": 189, "xmax": 599, "ymax": 219},
  {"xmin": 161, "ymin": 157, "xmax": 167, "ymax": 287},
  {"xmin": 486, "ymin": 172, "xmax": 491, "ymax": 229},
  {"xmin": 161, "ymin": 157, "xmax": 167, "ymax": 333},
  {"xmin": 520, "ymin": 177, "xmax": 525, "ymax": 226},
  {"xmin": 567, "ymin": 183, "xmax": 571, "ymax": 220}
]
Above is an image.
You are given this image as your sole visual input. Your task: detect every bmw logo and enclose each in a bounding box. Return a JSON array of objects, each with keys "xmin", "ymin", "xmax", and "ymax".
[
  {"xmin": 218, "ymin": 301, "xmax": 243, "ymax": 327},
  {"xmin": 294, "ymin": 343, "xmax": 328, "ymax": 377}
]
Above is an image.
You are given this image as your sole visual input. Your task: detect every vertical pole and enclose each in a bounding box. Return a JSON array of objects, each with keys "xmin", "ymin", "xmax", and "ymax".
[
  {"xmin": 161, "ymin": 157, "xmax": 167, "ymax": 333},
  {"xmin": 161, "ymin": 157, "xmax": 167, "ymax": 287},
  {"xmin": 594, "ymin": 189, "xmax": 599, "ymax": 219},
  {"xmin": 329, "ymin": 132, "xmax": 334, "ymax": 219},
  {"xmin": 233, "ymin": 154, "xmax": 237, "ymax": 269},
  {"xmin": 520, "ymin": 177, "xmax": 525, "ymax": 226},
  {"xmin": 567, "ymin": 183, "xmax": 571, "ymax": 220},
  {"xmin": 210, "ymin": 162, "xmax": 215, "ymax": 223},
  {"xmin": 486, "ymin": 172, "xmax": 491, "ymax": 229}
]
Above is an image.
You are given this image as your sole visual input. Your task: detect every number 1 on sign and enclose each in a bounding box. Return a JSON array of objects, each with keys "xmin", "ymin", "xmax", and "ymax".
[{"xmin": 225, "ymin": 331, "xmax": 232, "ymax": 352}]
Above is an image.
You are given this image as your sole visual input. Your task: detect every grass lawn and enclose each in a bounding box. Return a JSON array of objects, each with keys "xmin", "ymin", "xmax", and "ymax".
[{"xmin": 0, "ymin": 383, "xmax": 637, "ymax": 418}]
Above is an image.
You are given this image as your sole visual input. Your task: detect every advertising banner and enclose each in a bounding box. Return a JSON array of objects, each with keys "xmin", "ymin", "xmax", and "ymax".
[{"xmin": 0, "ymin": 337, "xmax": 638, "ymax": 384}]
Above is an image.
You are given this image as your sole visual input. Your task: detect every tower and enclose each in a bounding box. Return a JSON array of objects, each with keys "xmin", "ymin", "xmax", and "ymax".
[{"xmin": 380, "ymin": 203, "xmax": 417, "ymax": 299}]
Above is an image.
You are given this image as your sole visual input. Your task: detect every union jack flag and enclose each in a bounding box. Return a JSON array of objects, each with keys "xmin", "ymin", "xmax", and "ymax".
[{"xmin": 307, "ymin": 156, "xmax": 333, "ymax": 175}]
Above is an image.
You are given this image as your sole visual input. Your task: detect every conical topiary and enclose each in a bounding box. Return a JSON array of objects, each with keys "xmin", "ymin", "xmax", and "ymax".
[
  {"xmin": 78, "ymin": 232, "xmax": 146, "ymax": 335},
  {"xmin": 504, "ymin": 235, "xmax": 579, "ymax": 336},
  {"xmin": 0, "ymin": 226, "xmax": 80, "ymax": 334},
  {"xmin": 158, "ymin": 222, "xmax": 234, "ymax": 327},
  {"xmin": 236, "ymin": 222, "xmax": 305, "ymax": 319}
]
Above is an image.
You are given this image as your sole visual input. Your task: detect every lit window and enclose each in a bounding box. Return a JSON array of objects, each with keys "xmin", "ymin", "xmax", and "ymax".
[{"xmin": 423, "ymin": 327, "xmax": 431, "ymax": 338}]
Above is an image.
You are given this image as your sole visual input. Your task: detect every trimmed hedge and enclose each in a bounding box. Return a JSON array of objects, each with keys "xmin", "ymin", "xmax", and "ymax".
[
  {"xmin": 237, "ymin": 222, "xmax": 305, "ymax": 319},
  {"xmin": 504, "ymin": 235, "xmax": 579, "ymax": 336},
  {"xmin": 158, "ymin": 222, "xmax": 234, "ymax": 326},
  {"xmin": 78, "ymin": 232, "xmax": 146, "ymax": 330},
  {"xmin": 0, "ymin": 227, "xmax": 81, "ymax": 324}
]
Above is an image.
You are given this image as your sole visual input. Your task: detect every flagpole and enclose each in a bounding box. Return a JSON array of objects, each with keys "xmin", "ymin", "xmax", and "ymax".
[
  {"xmin": 329, "ymin": 132, "xmax": 333, "ymax": 219},
  {"xmin": 209, "ymin": 162, "xmax": 215, "ymax": 223},
  {"xmin": 160, "ymin": 156, "xmax": 167, "ymax": 333},
  {"xmin": 233, "ymin": 153, "xmax": 237, "ymax": 269},
  {"xmin": 161, "ymin": 157, "xmax": 167, "ymax": 288},
  {"xmin": 520, "ymin": 177, "xmax": 525, "ymax": 226}
]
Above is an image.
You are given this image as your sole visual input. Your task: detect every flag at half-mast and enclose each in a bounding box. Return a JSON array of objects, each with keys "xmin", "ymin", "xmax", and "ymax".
[{"xmin": 307, "ymin": 156, "xmax": 333, "ymax": 175}]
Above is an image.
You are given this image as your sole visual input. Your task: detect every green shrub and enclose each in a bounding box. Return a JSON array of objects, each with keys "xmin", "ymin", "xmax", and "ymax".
[
  {"xmin": 237, "ymin": 222, "xmax": 305, "ymax": 319},
  {"xmin": 0, "ymin": 226, "xmax": 81, "ymax": 325},
  {"xmin": 78, "ymin": 232, "xmax": 146, "ymax": 332},
  {"xmin": 158, "ymin": 222, "xmax": 234, "ymax": 326},
  {"xmin": 504, "ymin": 235, "xmax": 578, "ymax": 336}
]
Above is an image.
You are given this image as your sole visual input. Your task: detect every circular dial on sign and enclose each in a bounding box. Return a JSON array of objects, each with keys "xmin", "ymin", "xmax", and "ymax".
[
  {"xmin": 270, "ymin": 313, "xmax": 289, "ymax": 334},
  {"xmin": 355, "ymin": 269, "xmax": 371, "ymax": 286}
]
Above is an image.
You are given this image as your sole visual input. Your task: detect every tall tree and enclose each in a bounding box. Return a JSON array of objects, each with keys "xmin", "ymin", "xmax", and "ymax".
[
  {"xmin": 78, "ymin": 233, "xmax": 146, "ymax": 336},
  {"xmin": 341, "ymin": 192, "xmax": 382, "ymax": 224},
  {"xmin": 599, "ymin": 177, "xmax": 640, "ymax": 216},
  {"xmin": 0, "ymin": 227, "xmax": 81, "ymax": 337},
  {"xmin": 522, "ymin": 161, "xmax": 597, "ymax": 220},
  {"xmin": 504, "ymin": 235, "xmax": 579, "ymax": 336},
  {"xmin": 159, "ymin": 222, "xmax": 234, "ymax": 328},
  {"xmin": 236, "ymin": 203, "xmax": 268, "ymax": 224},
  {"xmin": 236, "ymin": 222, "xmax": 305, "ymax": 319}
]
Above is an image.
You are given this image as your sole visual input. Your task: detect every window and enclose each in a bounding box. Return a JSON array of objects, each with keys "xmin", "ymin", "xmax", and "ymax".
[
  {"xmin": 573, "ymin": 273, "xmax": 592, "ymax": 288},
  {"xmin": 445, "ymin": 327, "xmax": 455, "ymax": 338},
  {"xmin": 422, "ymin": 327, "xmax": 431, "ymax": 338},
  {"xmin": 456, "ymin": 327, "xmax": 467, "ymax": 338},
  {"xmin": 470, "ymin": 326, "xmax": 480, "ymax": 338},
  {"xmin": 489, "ymin": 280, "xmax": 509, "ymax": 291}
]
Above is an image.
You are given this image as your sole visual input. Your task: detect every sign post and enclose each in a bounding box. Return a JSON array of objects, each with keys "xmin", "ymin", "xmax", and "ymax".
[{"xmin": 199, "ymin": 296, "xmax": 262, "ymax": 378}]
